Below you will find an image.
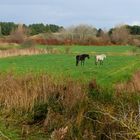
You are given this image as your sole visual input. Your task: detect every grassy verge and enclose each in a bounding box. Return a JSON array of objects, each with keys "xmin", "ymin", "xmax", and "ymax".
[{"xmin": 0, "ymin": 73, "xmax": 140, "ymax": 139}]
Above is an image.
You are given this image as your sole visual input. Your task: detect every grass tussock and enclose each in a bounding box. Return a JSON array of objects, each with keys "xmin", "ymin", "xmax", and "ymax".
[
  {"xmin": 116, "ymin": 71, "xmax": 140, "ymax": 93},
  {"xmin": 0, "ymin": 73, "xmax": 140, "ymax": 139},
  {"xmin": 0, "ymin": 73, "xmax": 85, "ymax": 114}
]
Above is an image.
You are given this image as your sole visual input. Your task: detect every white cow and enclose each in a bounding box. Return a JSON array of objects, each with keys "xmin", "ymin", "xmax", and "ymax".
[{"xmin": 95, "ymin": 54, "xmax": 106, "ymax": 65}]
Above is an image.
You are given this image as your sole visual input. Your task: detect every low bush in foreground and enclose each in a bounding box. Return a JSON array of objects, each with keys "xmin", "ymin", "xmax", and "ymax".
[{"xmin": 0, "ymin": 73, "xmax": 140, "ymax": 139}]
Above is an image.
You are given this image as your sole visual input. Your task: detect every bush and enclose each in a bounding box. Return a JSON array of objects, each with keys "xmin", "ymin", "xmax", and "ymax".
[
  {"xmin": 10, "ymin": 24, "xmax": 27, "ymax": 44},
  {"xmin": 21, "ymin": 39, "xmax": 35, "ymax": 48}
]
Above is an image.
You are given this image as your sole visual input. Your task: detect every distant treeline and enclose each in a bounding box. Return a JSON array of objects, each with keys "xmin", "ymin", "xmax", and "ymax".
[
  {"xmin": 1, "ymin": 22, "xmax": 140, "ymax": 36},
  {"xmin": 1, "ymin": 22, "xmax": 140, "ymax": 46},
  {"xmin": 126, "ymin": 25, "xmax": 140, "ymax": 35},
  {"xmin": 0, "ymin": 22, "xmax": 63, "ymax": 36},
  {"xmin": 109, "ymin": 25, "xmax": 140, "ymax": 35}
]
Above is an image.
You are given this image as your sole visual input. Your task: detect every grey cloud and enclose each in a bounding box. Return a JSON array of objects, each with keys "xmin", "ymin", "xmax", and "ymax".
[{"xmin": 0, "ymin": 0, "xmax": 140, "ymax": 28}]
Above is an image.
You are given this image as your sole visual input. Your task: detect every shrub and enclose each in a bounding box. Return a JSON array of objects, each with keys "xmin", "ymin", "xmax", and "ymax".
[
  {"xmin": 21, "ymin": 39, "xmax": 36, "ymax": 48},
  {"xmin": 10, "ymin": 24, "xmax": 27, "ymax": 44}
]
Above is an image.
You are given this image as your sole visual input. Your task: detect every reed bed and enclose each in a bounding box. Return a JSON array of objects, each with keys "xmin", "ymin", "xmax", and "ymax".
[
  {"xmin": 0, "ymin": 72, "xmax": 140, "ymax": 139},
  {"xmin": 0, "ymin": 48, "xmax": 48, "ymax": 58}
]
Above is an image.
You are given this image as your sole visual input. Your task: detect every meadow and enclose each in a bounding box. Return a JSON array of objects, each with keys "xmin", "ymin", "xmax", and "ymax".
[
  {"xmin": 0, "ymin": 45, "xmax": 139, "ymax": 87},
  {"xmin": 0, "ymin": 45, "xmax": 140, "ymax": 139},
  {"xmin": 37, "ymin": 45, "xmax": 135, "ymax": 54}
]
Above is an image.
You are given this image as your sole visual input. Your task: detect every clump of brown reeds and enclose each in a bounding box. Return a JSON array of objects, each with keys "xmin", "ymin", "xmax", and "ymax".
[
  {"xmin": 116, "ymin": 71, "xmax": 140, "ymax": 94},
  {"xmin": 0, "ymin": 73, "xmax": 86, "ymax": 114},
  {"xmin": 50, "ymin": 126, "xmax": 68, "ymax": 140},
  {"xmin": 0, "ymin": 48, "xmax": 48, "ymax": 58}
]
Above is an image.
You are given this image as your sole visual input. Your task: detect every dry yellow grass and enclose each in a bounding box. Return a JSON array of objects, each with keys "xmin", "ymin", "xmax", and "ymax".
[
  {"xmin": 0, "ymin": 73, "xmax": 85, "ymax": 113},
  {"xmin": 0, "ymin": 72, "xmax": 140, "ymax": 139},
  {"xmin": 0, "ymin": 42, "xmax": 18, "ymax": 46},
  {"xmin": 116, "ymin": 71, "xmax": 140, "ymax": 93},
  {"xmin": 0, "ymin": 48, "xmax": 48, "ymax": 58}
]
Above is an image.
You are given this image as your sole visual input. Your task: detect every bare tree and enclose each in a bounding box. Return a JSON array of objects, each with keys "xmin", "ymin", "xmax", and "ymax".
[
  {"xmin": 100, "ymin": 29, "xmax": 111, "ymax": 44},
  {"xmin": 73, "ymin": 24, "xmax": 97, "ymax": 40},
  {"xmin": 10, "ymin": 24, "xmax": 27, "ymax": 43},
  {"xmin": 59, "ymin": 24, "xmax": 97, "ymax": 42},
  {"xmin": 111, "ymin": 25, "xmax": 130, "ymax": 45}
]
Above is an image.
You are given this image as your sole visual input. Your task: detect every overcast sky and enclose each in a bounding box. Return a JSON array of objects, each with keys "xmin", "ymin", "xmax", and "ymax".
[{"xmin": 0, "ymin": 0, "xmax": 140, "ymax": 28}]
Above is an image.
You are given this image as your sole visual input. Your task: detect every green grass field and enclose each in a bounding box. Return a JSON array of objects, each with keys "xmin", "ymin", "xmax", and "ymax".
[
  {"xmin": 37, "ymin": 45, "xmax": 136, "ymax": 54},
  {"xmin": 0, "ymin": 45, "xmax": 139, "ymax": 87},
  {"xmin": 0, "ymin": 45, "xmax": 140, "ymax": 140}
]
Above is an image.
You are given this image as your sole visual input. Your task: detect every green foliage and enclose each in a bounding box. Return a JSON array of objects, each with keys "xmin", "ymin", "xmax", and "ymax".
[
  {"xmin": 108, "ymin": 28, "xmax": 115, "ymax": 35},
  {"xmin": 28, "ymin": 23, "xmax": 63, "ymax": 35},
  {"xmin": 0, "ymin": 22, "xmax": 17, "ymax": 35},
  {"xmin": 126, "ymin": 25, "xmax": 140, "ymax": 35},
  {"xmin": 89, "ymin": 87, "xmax": 114, "ymax": 103},
  {"xmin": 29, "ymin": 23, "xmax": 46, "ymax": 35},
  {"xmin": 0, "ymin": 22, "xmax": 63, "ymax": 36},
  {"xmin": 96, "ymin": 28, "xmax": 103, "ymax": 37},
  {"xmin": 48, "ymin": 24, "xmax": 63, "ymax": 32}
]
